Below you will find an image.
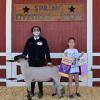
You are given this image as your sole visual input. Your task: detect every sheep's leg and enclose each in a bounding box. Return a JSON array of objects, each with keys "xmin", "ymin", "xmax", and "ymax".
[
  {"xmin": 52, "ymin": 76, "xmax": 61, "ymax": 86},
  {"xmin": 56, "ymin": 85, "xmax": 65, "ymax": 98},
  {"xmin": 27, "ymin": 82, "xmax": 33, "ymax": 100},
  {"xmin": 52, "ymin": 81, "xmax": 57, "ymax": 96},
  {"xmin": 52, "ymin": 76, "xmax": 64, "ymax": 98},
  {"xmin": 27, "ymin": 82, "xmax": 31, "ymax": 91},
  {"xmin": 27, "ymin": 90, "xmax": 32, "ymax": 100}
]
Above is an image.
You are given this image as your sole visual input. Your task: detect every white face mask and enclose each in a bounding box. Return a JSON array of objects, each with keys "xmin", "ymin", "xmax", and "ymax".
[{"xmin": 33, "ymin": 31, "xmax": 40, "ymax": 36}]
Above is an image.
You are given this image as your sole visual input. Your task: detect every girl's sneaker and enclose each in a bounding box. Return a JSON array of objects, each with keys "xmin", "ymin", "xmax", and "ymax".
[
  {"xmin": 75, "ymin": 92, "xmax": 81, "ymax": 97},
  {"xmin": 69, "ymin": 94, "xmax": 74, "ymax": 98}
]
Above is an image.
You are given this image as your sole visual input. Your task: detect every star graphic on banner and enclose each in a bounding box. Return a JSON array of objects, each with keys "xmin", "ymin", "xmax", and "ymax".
[
  {"xmin": 23, "ymin": 6, "xmax": 30, "ymax": 13},
  {"xmin": 69, "ymin": 5, "xmax": 75, "ymax": 13}
]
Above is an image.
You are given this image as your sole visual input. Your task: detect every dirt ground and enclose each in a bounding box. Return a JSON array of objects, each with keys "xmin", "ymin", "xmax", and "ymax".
[{"xmin": 0, "ymin": 86, "xmax": 100, "ymax": 100}]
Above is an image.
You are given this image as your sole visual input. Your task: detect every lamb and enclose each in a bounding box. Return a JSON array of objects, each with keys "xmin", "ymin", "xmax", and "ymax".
[{"xmin": 8, "ymin": 55, "xmax": 65, "ymax": 100}]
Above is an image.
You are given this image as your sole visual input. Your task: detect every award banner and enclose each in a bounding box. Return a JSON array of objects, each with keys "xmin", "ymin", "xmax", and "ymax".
[
  {"xmin": 80, "ymin": 64, "xmax": 88, "ymax": 76},
  {"xmin": 59, "ymin": 63, "xmax": 71, "ymax": 77},
  {"xmin": 78, "ymin": 53, "xmax": 87, "ymax": 66},
  {"xmin": 14, "ymin": 3, "xmax": 83, "ymax": 21},
  {"xmin": 61, "ymin": 56, "xmax": 74, "ymax": 66}
]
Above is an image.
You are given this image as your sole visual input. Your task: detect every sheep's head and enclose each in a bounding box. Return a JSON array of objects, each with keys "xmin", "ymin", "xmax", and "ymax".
[
  {"xmin": 7, "ymin": 55, "xmax": 27, "ymax": 63},
  {"xmin": 14, "ymin": 55, "xmax": 27, "ymax": 63}
]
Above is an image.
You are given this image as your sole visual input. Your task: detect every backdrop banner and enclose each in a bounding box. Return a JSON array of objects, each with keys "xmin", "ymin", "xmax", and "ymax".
[{"xmin": 14, "ymin": 3, "xmax": 83, "ymax": 21}]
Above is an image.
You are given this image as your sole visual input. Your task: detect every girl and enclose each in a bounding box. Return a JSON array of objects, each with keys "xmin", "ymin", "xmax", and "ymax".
[{"xmin": 64, "ymin": 37, "xmax": 81, "ymax": 98}]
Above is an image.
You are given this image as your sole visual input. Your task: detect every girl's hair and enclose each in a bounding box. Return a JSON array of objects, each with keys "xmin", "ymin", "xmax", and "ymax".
[
  {"xmin": 68, "ymin": 37, "xmax": 76, "ymax": 42},
  {"xmin": 31, "ymin": 26, "xmax": 41, "ymax": 32}
]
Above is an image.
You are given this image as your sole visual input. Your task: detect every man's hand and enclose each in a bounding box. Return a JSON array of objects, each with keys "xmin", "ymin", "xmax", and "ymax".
[
  {"xmin": 47, "ymin": 62, "xmax": 54, "ymax": 67},
  {"xmin": 81, "ymin": 51, "xmax": 84, "ymax": 55}
]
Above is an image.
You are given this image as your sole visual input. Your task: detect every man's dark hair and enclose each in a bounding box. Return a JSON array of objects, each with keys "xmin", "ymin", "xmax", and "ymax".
[
  {"xmin": 31, "ymin": 26, "xmax": 41, "ymax": 32},
  {"xmin": 68, "ymin": 37, "xmax": 76, "ymax": 42}
]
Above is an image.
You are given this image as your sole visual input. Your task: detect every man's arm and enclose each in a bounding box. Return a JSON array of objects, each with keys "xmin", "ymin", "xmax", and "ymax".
[
  {"xmin": 44, "ymin": 39, "xmax": 52, "ymax": 64},
  {"xmin": 22, "ymin": 40, "xmax": 29, "ymax": 56}
]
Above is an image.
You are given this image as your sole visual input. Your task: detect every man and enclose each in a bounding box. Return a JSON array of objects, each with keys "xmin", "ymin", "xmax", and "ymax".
[{"xmin": 23, "ymin": 26, "xmax": 52, "ymax": 98}]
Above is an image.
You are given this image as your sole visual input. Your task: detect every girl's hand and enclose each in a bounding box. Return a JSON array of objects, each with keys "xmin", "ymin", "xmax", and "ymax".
[{"xmin": 78, "ymin": 52, "xmax": 84, "ymax": 60}]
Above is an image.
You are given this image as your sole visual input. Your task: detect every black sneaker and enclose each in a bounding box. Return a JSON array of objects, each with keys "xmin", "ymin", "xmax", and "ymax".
[
  {"xmin": 38, "ymin": 93, "xmax": 43, "ymax": 98},
  {"xmin": 52, "ymin": 93, "xmax": 57, "ymax": 96},
  {"xmin": 75, "ymin": 92, "xmax": 81, "ymax": 97},
  {"xmin": 69, "ymin": 94, "xmax": 74, "ymax": 98}
]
